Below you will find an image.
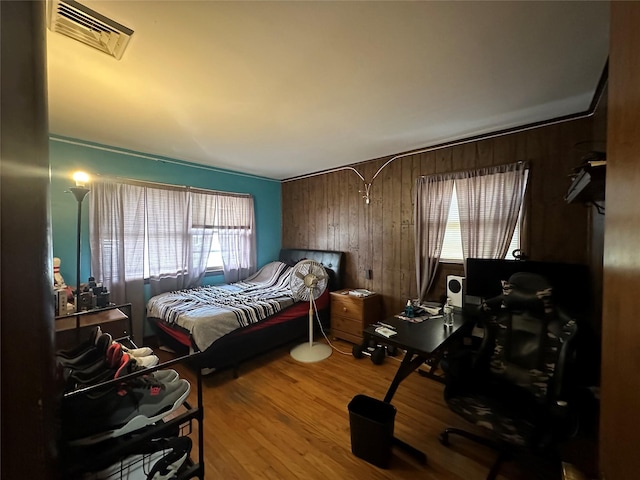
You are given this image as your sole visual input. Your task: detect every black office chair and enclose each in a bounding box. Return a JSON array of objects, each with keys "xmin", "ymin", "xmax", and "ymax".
[{"xmin": 439, "ymin": 272, "xmax": 578, "ymax": 480}]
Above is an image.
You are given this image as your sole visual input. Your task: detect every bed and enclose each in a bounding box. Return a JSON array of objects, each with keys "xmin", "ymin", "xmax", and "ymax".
[{"xmin": 147, "ymin": 248, "xmax": 345, "ymax": 376}]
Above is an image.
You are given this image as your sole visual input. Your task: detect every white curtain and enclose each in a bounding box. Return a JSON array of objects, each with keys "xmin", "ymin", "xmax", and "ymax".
[
  {"xmin": 89, "ymin": 180, "xmax": 146, "ymax": 342},
  {"xmin": 146, "ymin": 187, "xmax": 190, "ymax": 296},
  {"xmin": 90, "ymin": 178, "xmax": 256, "ymax": 339},
  {"xmin": 455, "ymin": 162, "xmax": 529, "ymax": 265},
  {"xmin": 414, "ymin": 174, "xmax": 455, "ymax": 302},
  {"xmin": 218, "ymin": 194, "xmax": 256, "ymax": 283},
  {"xmin": 190, "ymin": 191, "xmax": 218, "ymax": 283}
]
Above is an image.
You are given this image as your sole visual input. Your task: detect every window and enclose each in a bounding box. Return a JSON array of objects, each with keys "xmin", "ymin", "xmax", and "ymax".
[
  {"xmin": 413, "ymin": 162, "xmax": 528, "ymax": 301},
  {"xmin": 198, "ymin": 231, "xmax": 223, "ymax": 271},
  {"xmin": 143, "ymin": 228, "xmax": 224, "ymax": 278},
  {"xmin": 91, "ymin": 179, "xmax": 256, "ymax": 293},
  {"xmin": 141, "ymin": 190, "xmax": 253, "ymax": 278},
  {"xmin": 440, "ymin": 184, "xmax": 523, "ymax": 262}
]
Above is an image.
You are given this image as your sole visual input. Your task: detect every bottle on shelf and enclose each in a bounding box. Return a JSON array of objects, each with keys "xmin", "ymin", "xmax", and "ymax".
[
  {"xmin": 404, "ymin": 299, "xmax": 415, "ymax": 318},
  {"xmin": 443, "ymin": 298, "xmax": 454, "ymax": 327}
]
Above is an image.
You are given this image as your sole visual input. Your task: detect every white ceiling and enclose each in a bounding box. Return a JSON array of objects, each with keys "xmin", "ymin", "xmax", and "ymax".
[{"xmin": 46, "ymin": 1, "xmax": 610, "ymax": 180}]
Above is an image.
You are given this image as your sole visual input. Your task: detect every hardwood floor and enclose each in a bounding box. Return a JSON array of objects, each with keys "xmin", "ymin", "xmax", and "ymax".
[{"xmin": 160, "ymin": 340, "xmax": 567, "ymax": 480}]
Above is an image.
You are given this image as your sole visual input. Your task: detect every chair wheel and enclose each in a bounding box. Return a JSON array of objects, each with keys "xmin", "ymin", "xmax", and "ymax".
[
  {"xmin": 386, "ymin": 345, "xmax": 398, "ymax": 356},
  {"xmin": 439, "ymin": 432, "xmax": 450, "ymax": 446},
  {"xmin": 371, "ymin": 347, "xmax": 385, "ymax": 365},
  {"xmin": 352, "ymin": 345, "xmax": 364, "ymax": 359}
]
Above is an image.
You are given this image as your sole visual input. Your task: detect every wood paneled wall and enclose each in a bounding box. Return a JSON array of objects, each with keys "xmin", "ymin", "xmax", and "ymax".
[
  {"xmin": 599, "ymin": 3, "xmax": 640, "ymax": 478},
  {"xmin": 283, "ymin": 118, "xmax": 597, "ymax": 316}
]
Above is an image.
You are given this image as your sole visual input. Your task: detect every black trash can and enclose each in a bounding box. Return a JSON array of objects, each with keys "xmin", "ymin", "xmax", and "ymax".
[{"xmin": 348, "ymin": 394, "xmax": 396, "ymax": 468}]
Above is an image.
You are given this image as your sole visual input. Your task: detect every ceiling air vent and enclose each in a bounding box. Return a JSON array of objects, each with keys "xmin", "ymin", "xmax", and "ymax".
[{"xmin": 48, "ymin": 0, "xmax": 133, "ymax": 60}]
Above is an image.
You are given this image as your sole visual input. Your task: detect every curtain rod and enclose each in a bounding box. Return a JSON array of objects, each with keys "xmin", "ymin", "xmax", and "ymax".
[
  {"xmin": 416, "ymin": 160, "xmax": 528, "ymax": 181},
  {"xmin": 95, "ymin": 174, "xmax": 252, "ymax": 198}
]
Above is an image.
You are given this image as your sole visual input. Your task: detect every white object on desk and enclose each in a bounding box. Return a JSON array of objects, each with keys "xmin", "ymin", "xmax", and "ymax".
[
  {"xmin": 349, "ymin": 289, "xmax": 374, "ymax": 297},
  {"xmin": 423, "ymin": 305, "xmax": 441, "ymax": 315},
  {"xmin": 375, "ymin": 326, "xmax": 397, "ymax": 338},
  {"xmin": 377, "ymin": 322, "xmax": 396, "ymax": 329},
  {"xmin": 443, "ymin": 298, "xmax": 455, "ymax": 327}
]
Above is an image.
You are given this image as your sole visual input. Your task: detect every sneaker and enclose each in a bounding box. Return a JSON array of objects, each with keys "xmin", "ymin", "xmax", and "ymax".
[
  {"xmin": 146, "ymin": 436, "xmax": 192, "ymax": 480},
  {"xmin": 132, "ymin": 354, "xmax": 160, "ymax": 368},
  {"xmin": 64, "ymin": 343, "xmax": 126, "ymax": 390},
  {"xmin": 119, "ymin": 344, "xmax": 154, "ymax": 357},
  {"xmin": 66, "ymin": 348, "xmax": 179, "ymax": 394},
  {"xmin": 82, "ymin": 447, "xmax": 167, "ymax": 479},
  {"xmin": 55, "ymin": 326, "xmax": 103, "ymax": 359},
  {"xmin": 56, "ymin": 332, "xmax": 113, "ymax": 369},
  {"xmin": 62, "ymin": 377, "xmax": 191, "ymax": 445},
  {"xmin": 82, "ymin": 436, "xmax": 191, "ymax": 480},
  {"xmin": 152, "ymin": 369, "xmax": 180, "ymax": 384},
  {"xmin": 59, "ymin": 334, "xmax": 114, "ymax": 388},
  {"xmin": 114, "ymin": 354, "xmax": 179, "ymax": 384}
]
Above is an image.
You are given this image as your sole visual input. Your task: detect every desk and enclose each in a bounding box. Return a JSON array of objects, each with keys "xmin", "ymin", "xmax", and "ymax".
[{"xmin": 363, "ymin": 312, "xmax": 470, "ymax": 463}]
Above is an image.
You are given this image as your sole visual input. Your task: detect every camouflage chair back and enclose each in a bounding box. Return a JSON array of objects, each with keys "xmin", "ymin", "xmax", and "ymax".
[{"xmin": 440, "ymin": 272, "xmax": 578, "ymax": 480}]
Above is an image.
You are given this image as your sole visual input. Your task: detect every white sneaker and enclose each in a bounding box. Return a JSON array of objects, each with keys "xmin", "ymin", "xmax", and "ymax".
[
  {"xmin": 119, "ymin": 344, "xmax": 154, "ymax": 357},
  {"xmin": 133, "ymin": 354, "xmax": 160, "ymax": 368}
]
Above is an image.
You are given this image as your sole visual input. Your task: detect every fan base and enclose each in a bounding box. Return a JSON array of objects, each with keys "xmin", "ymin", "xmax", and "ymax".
[{"xmin": 290, "ymin": 342, "xmax": 332, "ymax": 363}]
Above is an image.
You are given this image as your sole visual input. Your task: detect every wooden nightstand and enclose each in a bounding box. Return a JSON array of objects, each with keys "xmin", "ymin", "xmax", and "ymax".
[{"xmin": 330, "ymin": 289, "xmax": 382, "ymax": 344}]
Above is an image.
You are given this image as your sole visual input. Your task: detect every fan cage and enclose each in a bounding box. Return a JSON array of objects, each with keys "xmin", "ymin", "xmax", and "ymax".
[{"xmin": 290, "ymin": 260, "xmax": 328, "ymax": 301}]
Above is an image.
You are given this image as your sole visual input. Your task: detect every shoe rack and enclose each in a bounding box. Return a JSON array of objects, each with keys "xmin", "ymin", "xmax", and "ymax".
[{"xmin": 58, "ymin": 351, "xmax": 205, "ymax": 479}]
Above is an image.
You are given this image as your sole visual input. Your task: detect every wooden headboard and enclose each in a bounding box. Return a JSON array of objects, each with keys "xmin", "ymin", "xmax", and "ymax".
[{"xmin": 279, "ymin": 248, "xmax": 345, "ymax": 291}]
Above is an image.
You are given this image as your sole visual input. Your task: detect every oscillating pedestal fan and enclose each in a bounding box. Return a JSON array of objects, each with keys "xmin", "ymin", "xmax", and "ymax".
[{"xmin": 289, "ymin": 260, "xmax": 332, "ymax": 363}]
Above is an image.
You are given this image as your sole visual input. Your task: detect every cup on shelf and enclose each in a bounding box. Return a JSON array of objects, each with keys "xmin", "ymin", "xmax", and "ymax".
[{"xmin": 443, "ymin": 298, "xmax": 454, "ymax": 327}]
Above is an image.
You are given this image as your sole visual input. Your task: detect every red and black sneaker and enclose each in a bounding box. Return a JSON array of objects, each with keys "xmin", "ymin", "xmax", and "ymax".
[
  {"xmin": 64, "ymin": 343, "xmax": 126, "ymax": 390},
  {"xmin": 67, "ymin": 347, "xmax": 179, "ymax": 391},
  {"xmin": 61, "ymin": 375, "xmax": 191, "ymax": 446}
]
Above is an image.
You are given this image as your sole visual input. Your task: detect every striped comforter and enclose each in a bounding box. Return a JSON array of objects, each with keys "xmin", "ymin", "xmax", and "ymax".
[{"xmin": 146, "ymin": 261, "xmax": 296, "ymax": 352}]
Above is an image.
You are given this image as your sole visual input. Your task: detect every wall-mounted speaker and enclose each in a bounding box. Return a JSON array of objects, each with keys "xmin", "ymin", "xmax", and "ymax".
[{"xmin": 446, "ymin": 275, "xmax": 465, "ymax": 309}]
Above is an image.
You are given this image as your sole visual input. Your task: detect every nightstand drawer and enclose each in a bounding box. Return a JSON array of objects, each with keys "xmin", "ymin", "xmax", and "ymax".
[
  {"xmin": 331, "ymin": 296, "xmax": 366, "ymax": 321},
  {"xmin": 332, "ymin": 315, "xmax": 364, "ymax": 336}
]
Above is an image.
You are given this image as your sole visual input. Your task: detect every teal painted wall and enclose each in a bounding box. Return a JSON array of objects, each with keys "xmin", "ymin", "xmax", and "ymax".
[{"xmin": 50, "ymin": 136, "xmax": 282, "ymax": 291}]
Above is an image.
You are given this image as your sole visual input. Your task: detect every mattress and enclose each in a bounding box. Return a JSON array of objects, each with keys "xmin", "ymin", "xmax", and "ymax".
[{"xmin": 146, "ymin": 261, "xmax": 296, "ymax": 351}]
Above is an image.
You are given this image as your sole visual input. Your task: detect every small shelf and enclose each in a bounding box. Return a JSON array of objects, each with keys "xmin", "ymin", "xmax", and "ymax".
[
  {"xmin": 55, "ymin": 303, "xmax": 133, "ymax": 349},
  {"xmin": 565, "ymin": 164, "xmax": 606, "ymax": 204},
  {"xmin": 56, "ymin": 307, "xmax": 128, "ymax": 331}
]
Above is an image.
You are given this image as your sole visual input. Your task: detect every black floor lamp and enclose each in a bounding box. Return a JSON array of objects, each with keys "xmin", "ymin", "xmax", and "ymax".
[{"xmin": 70, "ymin": 172, "xmax": 90, "ymax": 313}]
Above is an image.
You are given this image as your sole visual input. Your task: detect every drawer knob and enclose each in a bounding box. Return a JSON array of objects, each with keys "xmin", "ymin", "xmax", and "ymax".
[{"xmin": 342, "ymin": 307, "xmax": 347, "ymax": 312}]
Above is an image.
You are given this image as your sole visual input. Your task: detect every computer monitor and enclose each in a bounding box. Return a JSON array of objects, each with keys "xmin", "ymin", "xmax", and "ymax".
[{"xmin": 465, "ymin": 258, "xmax": 591, "ymax": 317}]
